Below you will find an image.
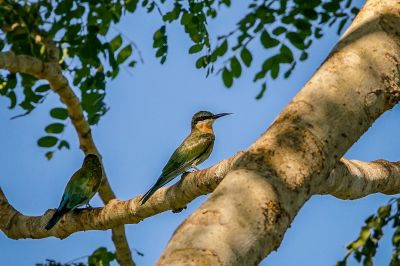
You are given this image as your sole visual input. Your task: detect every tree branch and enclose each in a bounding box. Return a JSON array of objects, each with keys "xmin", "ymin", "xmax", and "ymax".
[
  {"xmin": 2, "ymin": 152, "xmax": 400, "ymax": 240},
  {"xmin": 0, "ymin": 51, "xmax": 133, "ymax": 266},
  {"xmin": 158, "ymin": 0, "xmax": 400, "ymax": 264},
  {"xmin": 0, "ymin": 153, "xmax": 242, "ymax": 239},
  {"xmin": 321, "ymin": 158, "xmax": 400, "ymax": 199}
]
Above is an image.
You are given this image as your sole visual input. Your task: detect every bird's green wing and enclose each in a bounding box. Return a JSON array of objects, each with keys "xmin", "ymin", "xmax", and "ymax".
[
  {"xmin": 140, "ymin": 133, "xmax": 214, "ymax": 205},
  {"xmin": 63, "ymin": 168, "xmax": 101, "ymax": 209},
  {"xmin": 161, "ymin": 133, "xmax": 214, "ymax": 179}
]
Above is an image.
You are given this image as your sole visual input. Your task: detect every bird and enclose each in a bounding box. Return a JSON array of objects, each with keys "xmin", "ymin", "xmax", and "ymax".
[
  {"xmin": 45, "ymin": 154, "xmax": 103, "ymax": 230},
  {"xmin": 140, "ymin": 111, "xmax": 231, "ymax": 205}
]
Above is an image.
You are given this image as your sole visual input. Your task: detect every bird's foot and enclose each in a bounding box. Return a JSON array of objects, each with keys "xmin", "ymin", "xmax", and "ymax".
[
  {"xmin": 181, "ymin": 171, "xmax": 191, "ymax": 178},
  {"xmin": 85, "ymin": 203, "xmax": 93, "ymax": 208},
  {"xmin": 191, "ymin": 166, "xmax": 200, "ymax": 171},
  {"xmin": 172, "ymin": 205, "xmax": 187, "ymax": 213}
]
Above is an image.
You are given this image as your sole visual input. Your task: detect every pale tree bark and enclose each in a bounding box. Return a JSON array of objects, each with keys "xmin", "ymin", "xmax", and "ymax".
[
  {"xmin": 0, "ymin": 0, "xmax": 399, "ymax": 265},
  {"xmin": 1, "ymin": 155, "xmax": 400, "ymax": 239},
  {"xmin": 158, "ymin": 0, "xmax": 400, "ymax": 265}
]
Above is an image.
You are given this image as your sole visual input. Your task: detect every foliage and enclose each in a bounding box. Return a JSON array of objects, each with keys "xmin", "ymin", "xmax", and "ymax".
[
  {"xmin": 143, "ymin": 0, "xmax": 359, "ymax": 98},
  {"xmin": 337, "ymin": 199, "xmax": 400, "ymax": 266},
  {"xmin": 0, "ymin": 0, "xmax": 359, "ymax": 157},
  {"xmin": 0, "ymin": 0, "xmax": 139, "ymax": 157},
  {"xmin": 36, "ymin": 260, "xmax": 85, "ymax": 266},
  {"xmin": 36, "ymin": 247, "xmax": 116, "ymax": 266}
]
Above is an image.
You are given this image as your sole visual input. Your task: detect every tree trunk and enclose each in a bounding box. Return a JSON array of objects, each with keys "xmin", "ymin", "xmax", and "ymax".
[{"xmin": 158, "ymin": 0, "xmax": 400, "ymax": 264}]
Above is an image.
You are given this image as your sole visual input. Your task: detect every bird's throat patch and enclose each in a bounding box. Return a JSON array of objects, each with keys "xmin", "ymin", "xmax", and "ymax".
[{"xmin": 196, "ymin": 120, "xmax": 213, "ymax": 133}]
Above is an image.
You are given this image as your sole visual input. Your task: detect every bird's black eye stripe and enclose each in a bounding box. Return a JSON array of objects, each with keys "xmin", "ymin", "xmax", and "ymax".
[{"xmin": 195, "ymin": 116, "xmax": 211, "ymax": 123}]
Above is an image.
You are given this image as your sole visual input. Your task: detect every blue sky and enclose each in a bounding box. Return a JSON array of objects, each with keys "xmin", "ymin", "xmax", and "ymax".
[{"xmin": 1, "ymin": 1, "xmax": 399, "ymax": 265}]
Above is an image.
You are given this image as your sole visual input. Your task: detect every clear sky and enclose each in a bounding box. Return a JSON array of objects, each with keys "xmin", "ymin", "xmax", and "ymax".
[{"xmin": 1, "ymin": 1, "xmax": 398, "ymax": 265}]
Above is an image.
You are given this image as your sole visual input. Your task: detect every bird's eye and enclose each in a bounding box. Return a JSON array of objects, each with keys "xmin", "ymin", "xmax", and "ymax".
[{"xmin": 198, "ymin": 116, "xmax": 208, "ymax": 122}]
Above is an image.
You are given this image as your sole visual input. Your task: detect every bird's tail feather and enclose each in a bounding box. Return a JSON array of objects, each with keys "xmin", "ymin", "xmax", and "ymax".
[
  {"xmin": 45, "ymin": 208, "xmax": 69, "ymax": 230},
  {"xmin": 140, "ymin": 174, "xmax": 177, "ymax": 205},
  {"xmin": 140, "ymin": 185, "xmax": 160, "ymax": 205}
]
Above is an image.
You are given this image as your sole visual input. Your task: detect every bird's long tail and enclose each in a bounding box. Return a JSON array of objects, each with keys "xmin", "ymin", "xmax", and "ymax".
[
  {"xmin": 45, "ymin": 208, "xmax": 69, "ymax": 230},
  {"xmin": 140, "ymin": 177, "xmax": 167, "ymax": 205},
  {"xmin": 140, "ymin": 185, "xmax": 161, "ymax": 205}
]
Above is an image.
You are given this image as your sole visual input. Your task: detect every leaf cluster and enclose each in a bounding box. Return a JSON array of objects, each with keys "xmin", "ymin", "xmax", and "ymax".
[
  {"xmin": 36, "ymin": 247, "xmax": 116, "ymax": 266},
  {"xmin": 337, "ymin": 198, "xmax": 400, "ymax": 266},
  {"xmin": 0, "ymin": 0, "xmax": 140, "ymax": 157},
  {"xmin": 144, "ymin": 0, "xmax": 359, "ymax": 98}
]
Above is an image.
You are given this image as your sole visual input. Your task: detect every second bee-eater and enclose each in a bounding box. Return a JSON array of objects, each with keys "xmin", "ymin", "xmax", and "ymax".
[
  {"xmin": 45, "ymin": 154, "xmax": 103, "ymax": 230},
  {"xmin": 140, "ymin": 111, "xmax": 231, "ymax": 205}
]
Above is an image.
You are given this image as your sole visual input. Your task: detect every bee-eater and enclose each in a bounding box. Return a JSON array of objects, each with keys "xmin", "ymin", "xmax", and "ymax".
[
  {"xmin": 140, "ymin": 111, "xmax": 231, "ymax": 205},
  {"xmin": 45, "ymin": 154, "xmax": 103, "ymax": 230}
]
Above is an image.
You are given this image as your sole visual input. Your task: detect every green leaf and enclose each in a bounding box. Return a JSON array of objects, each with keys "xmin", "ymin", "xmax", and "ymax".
[
  {"xmin": 7, "ymin": 91, "xmax": 17, "ymax": 109},
  {"xmin": 300, "ymin": 51, "xmax": 308, "ymax": 61},
  {"xmin": 260, "ymin": 30, "xmax": 279, "ymax": 48},
  {"xmin": 256, "ymin": 83, "xmax": 267, "ymax": 100},
  {"xmin": 222, "ymin": 68, "xmax": 233, "ymax": 88},
  {"xmin": 50, "ymin": 108, "xmax": 68, "ymax": 120},
  {"xmin": 294, "ymin": 19, "xmax": 311, "ymax": 31},
  {"xmin": 280, "ymin": 45, "xmax": 294, "ymax": 63},
  {"xmin": 314, "ymin": 27, "xmax": 323, "ymax": 39},
  {"xmin": 351, "ymin": 7, "xmax": 360, "ymax": 15},
  {"xmin": 337, "ymin": 18, "xmax": 348, "ymax": 34},
  {"xmin": 230, "ymin": 57, "xmax": 242, "ymax": 78},
  {"xmin": 284, "ymin": 62, "xmax": 296, "ymax": 79},
  {"xmin": 110, "ymin": 35, "xmax": 123, "ymax": 52},
  {"xmin": 125, "ymin": 0, "xmax": 138, "ymax": 12},
  {"xmin": 272, "ymin": 26, "xmax": 287, "ymax": 36},
  {"xmin": 218, "ymin": 40, "xmax": 228, "ymax": 56},
  {"xmin": 240, "ymin": 48, "xmax": 252, "ymax": 67},
  {"xmin": 286, "ymin": 32, "xmax": 305, "ymax": 50},
  {"xmin": 221, "ymin": 0, "xmax": 231, "ymax": 6},
  {"xmin": 89, "ymin": 247, "xmax": 116, "ymax": 266},
  {"xmin": 45, "ymin": 151, "xmax": 54, "ymax": 160},
  {"xmin": 378, "ymin": 205, "xmax": 391, "ymax": 218},
  {"xmin": 189, "ymin": 44, "xmax": 203, "ymax": 54},
  {"xmin": 117, "ymin": 45, "xmax": 132, "ymax": 64},
  {"xmin": 128, "ymin": 60, "xmax": 137, "ymax": 67},
  {"xmin": 58, "ymin": 140, "xmax": 70, "ymax": 150},
  {"xmin": 35, "ymin": 84, "xmax": 51, "ymax": 93},
  {"xmin": 181, "ymin": 12, "xmax": 193, "ymax": 25},
  {"xmin": 195, "ymin": 56, "xmax": 208, "ymax": 69},
  {"xmin": 261, "ymin": 56, "xmax": 278, "ymax": 71},
  {"xmin": 270, "ymin": 64, "xmax": 279, "ymax": 79},
  {"xmin": 323, "ymin": 2, "xmax": 340, "ymax": 12},
  {"xmin": 37, "ymin": 136, "xmax": 58, "ymax": 148},
  {"xmin": 253, "ymin": 70, "xmax": 266, "ymax": 81},
  {"xmin": 153, "ymin": 26, "xmax": 166, "ymax": 41},
  {"xmin": 45, "ymin": 123, "xmax": 65, "ymax": 134},
  {"xmin": 211, "ymin": 40, "xmax": 228, "ymax": 62}
]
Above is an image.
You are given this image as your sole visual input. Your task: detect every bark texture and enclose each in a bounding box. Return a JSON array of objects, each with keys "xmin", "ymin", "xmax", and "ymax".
[{"xmin": 158, "ymin": 0, "xmax": 400, "ymax": 264}]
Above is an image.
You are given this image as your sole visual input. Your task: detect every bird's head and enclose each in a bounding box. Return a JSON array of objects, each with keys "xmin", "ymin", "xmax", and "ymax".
[
  {"xmin": 191, "ymin": 111, "xmax": 231, "ymax": 132},
  {"xmin": 83, "ymin": 154, "xmax": 101, "ymax": 167}
]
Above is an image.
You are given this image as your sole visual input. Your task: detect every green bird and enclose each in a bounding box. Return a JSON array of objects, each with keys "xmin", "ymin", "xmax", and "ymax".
[
  {"xmin": 45, "ymin": 154, "xmax": 103, "ymax": 230},
  {"xmin": 140, "ymin": 111, "xmax": 231, "ymax": 205}
]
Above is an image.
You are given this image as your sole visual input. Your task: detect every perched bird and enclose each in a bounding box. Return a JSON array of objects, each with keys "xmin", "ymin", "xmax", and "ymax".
[
  {"xmin": 140, "ymin": 111, "xmax": 231, "ymax": 205},
  {"xmin": 45, "ymin": 154, "xmax": 103, "ymax": 230}
]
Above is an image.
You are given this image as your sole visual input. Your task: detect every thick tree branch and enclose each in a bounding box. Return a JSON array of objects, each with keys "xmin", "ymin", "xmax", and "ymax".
[
  {"xmin": 322, "ymin": 159, "xmax": 400, "ymax": 199},
  {"xmin": 0, "ymin": 51, "xmax": 133, "ymax": 265},
  {"xmin": 159, "ymin": 0, "xmax": 400, "ymax": 264}
]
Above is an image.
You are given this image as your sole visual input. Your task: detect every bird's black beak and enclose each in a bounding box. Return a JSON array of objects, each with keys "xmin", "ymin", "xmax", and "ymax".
[{"xmin": 212, "ymin": 113, "xmax": 232, "ymax": 119}]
